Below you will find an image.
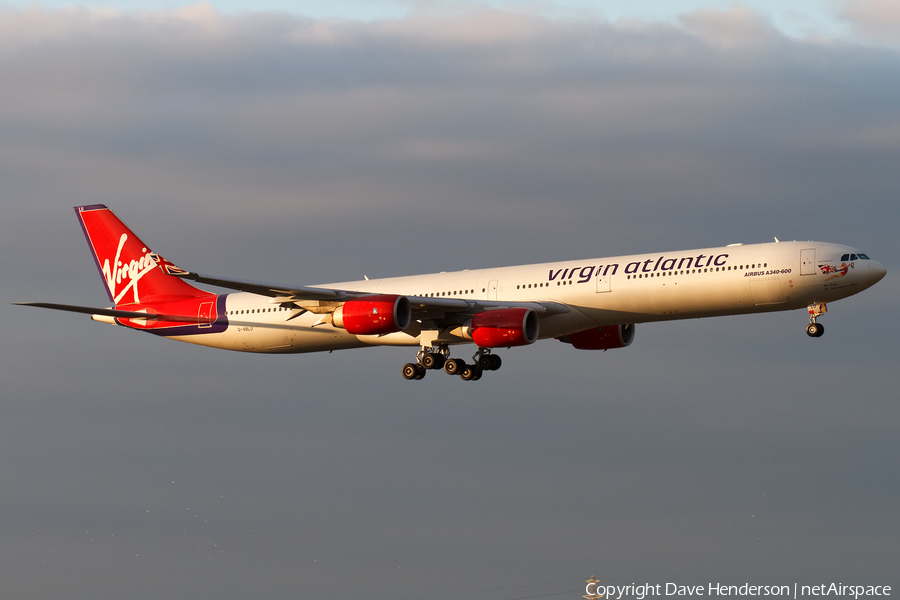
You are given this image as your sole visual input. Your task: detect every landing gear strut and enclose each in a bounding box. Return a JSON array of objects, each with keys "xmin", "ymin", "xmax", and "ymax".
[
  {"xmin": 806, "ymin": 302, "xmax": 826, "ymax": 338},
  {"xmin": 472, "ymin": 347, "xmax": 502, "ymax": 372}
]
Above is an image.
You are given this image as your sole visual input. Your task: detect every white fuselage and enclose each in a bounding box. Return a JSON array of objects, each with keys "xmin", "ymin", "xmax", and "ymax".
[{"xmin": 161, "ymin": 240, "xmax": 885, "ymax": 354}]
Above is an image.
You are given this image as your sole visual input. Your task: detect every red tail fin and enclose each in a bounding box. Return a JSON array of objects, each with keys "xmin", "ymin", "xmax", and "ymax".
[{"xmin": 75, "ymin": 205, "xmax": 210, "ymax": 306}]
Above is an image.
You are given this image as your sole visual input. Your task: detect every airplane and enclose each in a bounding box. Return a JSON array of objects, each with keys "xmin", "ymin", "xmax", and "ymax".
[{"xmin": 16, "ymin": 205, "xmax": 887, "ymax": 381}]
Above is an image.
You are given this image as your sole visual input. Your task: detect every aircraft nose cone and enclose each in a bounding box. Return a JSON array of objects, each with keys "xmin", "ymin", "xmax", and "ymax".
[{"xmin": 870, "ymin": 260, "xmax": 887, "ymax": 283}]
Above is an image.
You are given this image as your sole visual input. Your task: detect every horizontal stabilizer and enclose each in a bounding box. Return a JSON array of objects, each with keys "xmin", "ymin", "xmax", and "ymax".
[
  {"xmin": 14, "ymin": 301, "xmax": 306, "ymax": 332},
  {"xmin": 13, "ymin": 302, "xmax": 198, "ymax": 323}
]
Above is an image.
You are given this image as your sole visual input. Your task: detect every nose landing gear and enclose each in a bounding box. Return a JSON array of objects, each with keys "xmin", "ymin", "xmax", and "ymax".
[{"xmin": 806, "ymin": 302, "xmax": 827, "ymax": 338}]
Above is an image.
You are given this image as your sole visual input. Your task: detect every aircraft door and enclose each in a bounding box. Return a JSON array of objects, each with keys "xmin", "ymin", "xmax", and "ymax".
[
  {"xmin": 198, "ymin": 301, "xmax": 215, "ymax": 328},
  {"xmin": 800, "ymin": 248, "xmax": 816, "ymax": 276},
  {"xmin": 595, "ymin": 274, "xmax": 611, "ymax": 293},
  {"xmin": 488, "ymin": 280, "xmax": 498, "ymax": 300}
]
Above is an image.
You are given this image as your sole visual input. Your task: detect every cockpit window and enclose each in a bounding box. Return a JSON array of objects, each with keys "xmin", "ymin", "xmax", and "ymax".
[
  {"xmin": 858, "ymin": 253, "xmax": 870, "ymax": 260},
  {"xmin": 841, "ymin": 253, "xmax": 870, "ymax": 261}
]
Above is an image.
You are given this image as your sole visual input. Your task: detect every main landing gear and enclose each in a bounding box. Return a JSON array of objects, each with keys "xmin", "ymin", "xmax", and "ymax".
[
  {"xmin": 806, "ymin": 302, "xmax": 827, "ymax": 338},
  {"xmin": 401, "ymin": 346, "xmax": 502, "ymax": 381},
  {"xmin": 401, "ymin": 345, "xmax": 447, "ymax": 380}
]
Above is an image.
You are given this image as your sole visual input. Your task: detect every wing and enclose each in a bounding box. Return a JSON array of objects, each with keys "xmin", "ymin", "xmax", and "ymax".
[{"xmin": 167, "ymin": 267, "xmax": 571, "ymax": 323}]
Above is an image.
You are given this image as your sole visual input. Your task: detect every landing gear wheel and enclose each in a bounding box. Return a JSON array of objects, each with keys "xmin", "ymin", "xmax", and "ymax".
[
  {"xmin": 444, "ymin": 358, "xmax": 465, "ymax": 376},
  {"xmin": 431, "ymin": 354, "xmax": 446, "ymax": 370},
  {"xmin": 421, "ymin": 353, "xmax": 437, "ymax": 370},
  {"xmin": 487, "ymin": 354, "xmax": 501, "ymax": 371},
  {"xmin": 460, "ymin": 365, "xmax": 482, "ymax": 381},
  {"xmin": 402, "ymin": 363, "xmax": 426, "ymax": 380},
  {"xmin": 806, "ymin": 323, "xmax": 824, "ymax": 338}
]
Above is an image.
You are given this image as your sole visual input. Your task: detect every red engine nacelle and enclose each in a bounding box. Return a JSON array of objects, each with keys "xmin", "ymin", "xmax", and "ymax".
[
  {"xmin": 469, "ymin": 308, "xmax": 539, "ymax": 348},
  {"xmin": 333, "ymin": 295, "xmax": 412, "ymax": 336},
  {"xmin": 560, "ymin": 323, "xmax": 635, "ymax": 350}
]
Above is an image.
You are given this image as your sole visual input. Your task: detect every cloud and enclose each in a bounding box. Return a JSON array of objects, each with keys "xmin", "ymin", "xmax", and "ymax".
[
  {"xmin": 678, "ymin": 4, "xmax": 780, "ymax": 48},
  {"xmin": 839, "ymin": 0, "xmax": 900, "ymax": 44},
  {"xmin": 2, "ymin": 3, "xmax": 898, "ymax": 270}
]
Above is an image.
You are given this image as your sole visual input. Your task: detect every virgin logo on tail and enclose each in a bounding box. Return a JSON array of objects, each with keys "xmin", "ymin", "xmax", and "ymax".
[{"xmin": 103, "ymin": 233, "xmax": 157, "ymax": 304}]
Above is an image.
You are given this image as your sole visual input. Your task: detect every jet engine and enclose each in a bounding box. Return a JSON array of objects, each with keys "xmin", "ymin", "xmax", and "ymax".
[
  {"xmin": 332, "ymin": 295, "xmax": 412, "ymax": 336},
  {"xmin": 453, "ymin": 307, "xmax": 539, "ymax": 347},
  {"xmin": 559, "ymin": 323, "xmax": 635, "ymax": 350}
]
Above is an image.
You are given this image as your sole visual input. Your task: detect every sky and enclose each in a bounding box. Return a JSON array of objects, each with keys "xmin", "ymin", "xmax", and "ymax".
[
  {"xmin": 0, "ymin": 0, "xmax": 882, "ymax": 37},
  {"xmin": 1, "ymin": 2, "xmax": 898, "ymax": 599}
]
